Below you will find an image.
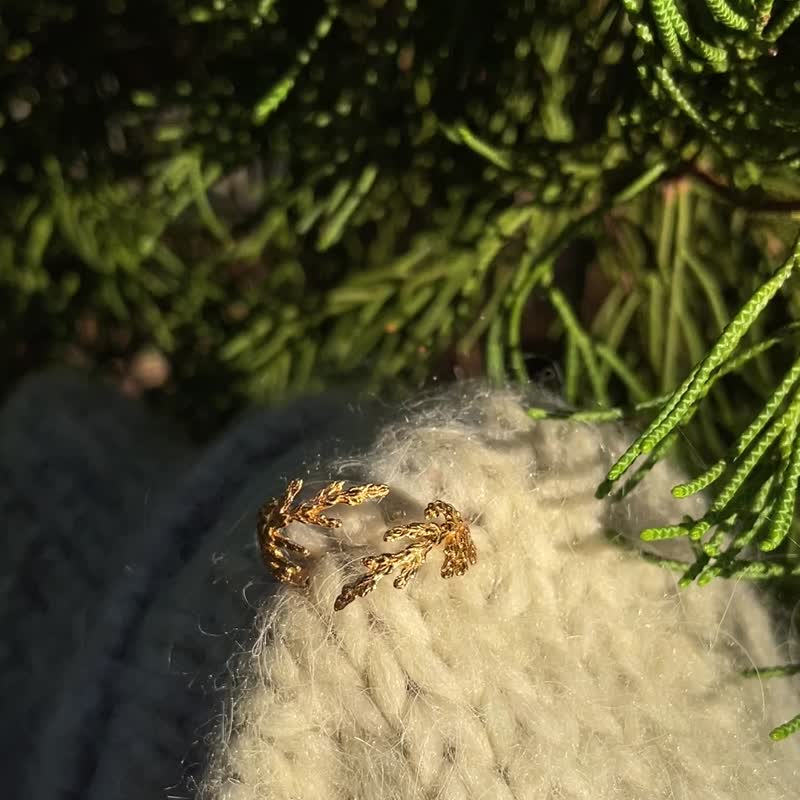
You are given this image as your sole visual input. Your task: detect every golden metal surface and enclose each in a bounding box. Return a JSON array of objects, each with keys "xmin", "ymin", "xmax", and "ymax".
[
  {"xmin": 257, "ymin": 479, "xmax": 389, "ymax": 587},
  {"xmin": 334, "ymin": 500, "xmax": 477, "ymax": 610}
]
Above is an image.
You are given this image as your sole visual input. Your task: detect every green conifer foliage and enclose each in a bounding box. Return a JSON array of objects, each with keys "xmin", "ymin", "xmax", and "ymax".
[{"xmin": 2, "ymin": 0, "xmax": 800, "ymax": 732}]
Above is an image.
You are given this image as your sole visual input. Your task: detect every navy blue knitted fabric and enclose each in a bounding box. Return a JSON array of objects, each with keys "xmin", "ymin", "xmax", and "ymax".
[{"xmin": 0, "ymin": 370, "xmax": 382, "ymax": 800}]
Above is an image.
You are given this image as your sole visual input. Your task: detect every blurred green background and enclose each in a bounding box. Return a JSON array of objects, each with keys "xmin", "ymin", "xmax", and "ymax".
[
  {"xmin": 1, "ymin": 0, "xmax": 799, "ymax": 441},
  {"xmin": 3, "ymin": 0, "xmax": 800, "ymax": 737}
]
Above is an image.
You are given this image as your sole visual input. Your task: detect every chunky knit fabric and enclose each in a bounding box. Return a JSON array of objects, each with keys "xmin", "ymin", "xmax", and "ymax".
[
  {"xmin": 2, "ymin": 373, "xmax": 798, "ymax": 799},
  {"xmin": 2, "ymin": 371, "xmax": 377, "ymax": 799},
  {"xmin": 200, "ymin": 390, "xmax": 800, "ymax": 800},
  {"xmin": 0, "ymin": 370, "xmax": 190, "ymax": 794}
]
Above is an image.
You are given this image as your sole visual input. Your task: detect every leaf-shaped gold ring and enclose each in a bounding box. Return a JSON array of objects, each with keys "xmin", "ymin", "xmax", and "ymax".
[
  {"xmin": 257, "ymin": 479, "xmax": 389, "ymax": 587},
  {"xmin": 334, "ymin": 499, "xmax": 477, "ymax": 610}
]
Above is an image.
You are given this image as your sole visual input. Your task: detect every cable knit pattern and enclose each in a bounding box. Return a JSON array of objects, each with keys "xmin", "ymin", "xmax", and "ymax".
[
  {"xmin": 199, "ymin": 390, "xmax": 800, "ymax": 800},
  {"xmin": 3, "ymin": 376, "xmax": 798, "ymax": 799}
]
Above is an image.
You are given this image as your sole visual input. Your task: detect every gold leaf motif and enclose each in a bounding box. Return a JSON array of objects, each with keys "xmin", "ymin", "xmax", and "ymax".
[
  {"xmin": 335, "ymin": 500, "xmax": 477, "ymax": 610},
  {"xmin": 257, "ymin": 479, "xmax": 389, "ymax": 587}
]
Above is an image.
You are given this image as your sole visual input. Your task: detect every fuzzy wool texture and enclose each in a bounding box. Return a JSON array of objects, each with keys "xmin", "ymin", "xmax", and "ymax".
[{"xmin": 200, "ymin": 389, "xmax": 800, "ymax": 800}]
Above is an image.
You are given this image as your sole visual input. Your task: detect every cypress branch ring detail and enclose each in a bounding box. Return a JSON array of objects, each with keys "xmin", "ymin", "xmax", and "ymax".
[
  {"xmin": 257, "ymin": 479, "xmax": 390, "ymax": 587},
  {"xmin": 257, "ymin": 480, "xmax": 477, "ymax": 608},
  {"xmin": 334, "ymin": 499, "xmax": 477, "ymax": 610}
]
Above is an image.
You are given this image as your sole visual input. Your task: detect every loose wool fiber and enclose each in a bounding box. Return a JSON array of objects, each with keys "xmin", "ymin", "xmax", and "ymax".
[{"xmin": 200, "ymin": 387, "xmax": 800, "ymax": 800}]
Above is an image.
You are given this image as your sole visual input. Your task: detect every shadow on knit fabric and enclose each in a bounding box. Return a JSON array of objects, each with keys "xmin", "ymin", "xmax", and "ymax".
[
  {"xmin": 198, "ymin": 386, "xmax": 800, "ymax": 800},
  {"xmin": 0, "ymin": 370, "xmax": 191, "ymax": 795},
  {"xmin": 8, "ymin": 370, "xmax": 388, "ymax": 800}
]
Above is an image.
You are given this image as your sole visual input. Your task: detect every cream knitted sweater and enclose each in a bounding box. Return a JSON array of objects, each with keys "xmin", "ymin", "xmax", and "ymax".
[{"xmin": 2, "ymin": 372, "xmax": 798, "ymax": 799}]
